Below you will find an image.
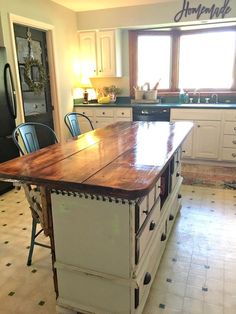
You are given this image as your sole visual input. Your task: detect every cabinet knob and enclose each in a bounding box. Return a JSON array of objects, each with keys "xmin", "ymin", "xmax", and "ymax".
[
  {"xmin": 197, "ymin": 125, "xmax": 200, "ymax": 128},
  {"xmin": 99, "ymin": 70, "xmax": 102, "ymax": 72},
  {"xmin": 161, "ymin": 233, "xmax": 166, "ymax": 241},
  {"xmin": 143, "ymin": 272, "xmax": 152, "ymax": 285},
  {"xmin": 142, "ymin": 210, "xmax": 148, "ymax": 215},
  {"xmin": 169, "ymin": 214, "xmax": 174, "ymax": 221},
  {"xmin": 122, "ymin": 112, "xmax": 124, "ymax": 115},
  {"xmin": 233, "ymin": 140, "xmax": 236, "ymax": 144},
  {"xmin": 176, "ymin": 172, "xmax": 180, "ymax": 177},
  {"xmin": 149, "ymin": 221, "xmax": 156, "ymax": 231},
  {"xmin": 182, "ymin": 150, "xmax": 186, "ymax": 153},
  {"xmin": 178, "ymin": 194, "xmax": 182, "ymax": 199},
  {"xmin": 102, "ymin": 112, "xmax": 105, "ymax": 115},
  {"xmin": 232, "ymin": 153, "xmax": 236, "ymax": 158}
]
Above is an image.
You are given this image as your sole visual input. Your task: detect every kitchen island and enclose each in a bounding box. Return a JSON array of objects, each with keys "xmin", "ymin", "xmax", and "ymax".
[{"xmin": 0, "ymin": 121, "xmax": 192, "ymax": 314}]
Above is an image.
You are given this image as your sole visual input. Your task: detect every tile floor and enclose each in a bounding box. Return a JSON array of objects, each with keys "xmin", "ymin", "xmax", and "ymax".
[{"xmin": 1, "ymin": 185, "xmax": 236, "ymax": 314}]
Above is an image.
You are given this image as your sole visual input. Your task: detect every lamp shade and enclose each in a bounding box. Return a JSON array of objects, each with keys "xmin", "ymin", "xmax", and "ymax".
[{"xmin": 79, "ymin": 77, "xmax": 92, "ymax": 89}]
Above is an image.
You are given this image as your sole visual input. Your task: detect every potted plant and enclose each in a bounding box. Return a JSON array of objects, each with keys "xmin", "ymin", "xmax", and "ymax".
[{"xmin": 103, "ymin": 85, "xmax": 121, "ymax": 103}]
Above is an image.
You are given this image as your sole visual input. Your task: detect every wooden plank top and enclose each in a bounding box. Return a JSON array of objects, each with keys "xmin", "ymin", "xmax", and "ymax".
[{"xmin": 0, "ymin": 121, "xmax": 192, "ymax": 199}]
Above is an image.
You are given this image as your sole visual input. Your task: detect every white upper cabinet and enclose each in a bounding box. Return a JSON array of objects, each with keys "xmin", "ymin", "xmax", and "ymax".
[
  {"xmin": 79, "ymin": 29, "xmax": 122, "ymax": 78},
  {"xmin": 78, "ymin": 31, "xmax": 97, "ymax": 77}
]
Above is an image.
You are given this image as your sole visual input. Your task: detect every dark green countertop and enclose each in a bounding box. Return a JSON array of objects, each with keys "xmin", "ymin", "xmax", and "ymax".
[{"xmin": 74, "ymin": 102, "xmax": 236, "ymax": 109}]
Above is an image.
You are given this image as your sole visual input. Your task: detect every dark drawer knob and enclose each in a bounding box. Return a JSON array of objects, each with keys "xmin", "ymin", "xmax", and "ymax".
[
  {"xmin": 176, "ymin": 172, "xmax": 180, "ymax": 177},
  {"xmin": 161, "ymin": 233, "xmax": 166, "ymax": 241},
  {"xmin": 143, "ymin": 272, "xmax": 152, "ymax": 285},
  {"xmin": 178, "ymin": 194, "xmax": 182, "ymax": 199},
  {"xmin": 149, "ymin": 221, "xmax": 156, "ymax": 231},
  {"xmin": 143, "ymin": 210, "xmax": 148, "ymax": 215},
  {"xmin": 169, "ymin": 214, "xmax": 174, "ymax": 221}
]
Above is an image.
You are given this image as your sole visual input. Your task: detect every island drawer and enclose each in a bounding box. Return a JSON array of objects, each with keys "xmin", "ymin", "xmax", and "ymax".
[
  {"xmin": 222, "ymin": 148, "xmax": 236, "ymax": 161},
  {"xmin": 115, "ymin": 108, "xmax": 132, "ymax": 118},
  {"xmin": 223, "ymin": 135, "xmax": 236, "ymax": 148},
  {"xmin": 135, "ymin": 179, "xmax": 160, "ymax": 232},
  {"xmin": 95, "ymin": 108, "xmax": 114, "ymax": 117},
  {"xmin": 224, "ymin": 110, "xmax": 236, "ymax": 121},
  {"xmin": 75, "ymin": 107, "xmax": 94, "ymax": 117},
  {"xmin": 135, "ymin": 198, "xmax": 160, "ymax": 264},
  {"xmin": 224, "ymin": 122, "xmax": 236, "ymax": 135}
]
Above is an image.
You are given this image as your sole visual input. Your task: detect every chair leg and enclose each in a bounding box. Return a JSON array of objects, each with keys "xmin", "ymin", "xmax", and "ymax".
[{"xmin": 27, "ymin": 217, "xmax": 37, "ymax": 266}]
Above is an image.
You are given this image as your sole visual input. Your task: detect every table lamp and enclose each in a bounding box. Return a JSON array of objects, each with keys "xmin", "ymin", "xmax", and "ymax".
[{"xmin": 79, "ymin": 77, "xmax": 93, "ymax": 104}]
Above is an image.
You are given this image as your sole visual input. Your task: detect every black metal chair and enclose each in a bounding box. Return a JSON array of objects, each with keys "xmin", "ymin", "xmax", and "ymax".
[
  {"xmin": 64, "ymin": 112, "xmax": 94, "ymax": 137},
  {"xmin": 12, "ymin": 122, "xmax": 58, "ymax": 266}
]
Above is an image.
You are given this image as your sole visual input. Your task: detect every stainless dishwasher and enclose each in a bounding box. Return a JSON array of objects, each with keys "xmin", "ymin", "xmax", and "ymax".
[{"xmin": 132, "ymin": 106, "xmax": 170, "ymax": 121}]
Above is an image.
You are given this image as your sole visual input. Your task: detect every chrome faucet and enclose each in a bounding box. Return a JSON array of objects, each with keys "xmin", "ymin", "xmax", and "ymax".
[
  {"xmin": 211, "ymin": 93, "xmax": 218, "ymax": 104},
  {"xmin": 194, "ymin": 91, "xmax": 201, "ymax": 104}
]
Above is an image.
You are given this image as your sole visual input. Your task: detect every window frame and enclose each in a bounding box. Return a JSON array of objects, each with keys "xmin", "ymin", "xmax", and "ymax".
[{"xmin": 129, "ymin": 26, "xmax": 236, "ymax": 98}]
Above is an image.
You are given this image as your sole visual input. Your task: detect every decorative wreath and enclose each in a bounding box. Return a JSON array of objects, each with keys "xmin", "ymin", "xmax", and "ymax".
[{"xmin": 24, "ymin": 57, "xmax": 48, "ymax": 94}]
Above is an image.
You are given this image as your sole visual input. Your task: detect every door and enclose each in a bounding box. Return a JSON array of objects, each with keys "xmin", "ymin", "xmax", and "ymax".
[
  {"xmin": 13, "ymin": 24, "xmax": 54, "ymax": 132},
  {"xmin": 194, "ymin": 121, "xmax": 221, "ymax": 159}
]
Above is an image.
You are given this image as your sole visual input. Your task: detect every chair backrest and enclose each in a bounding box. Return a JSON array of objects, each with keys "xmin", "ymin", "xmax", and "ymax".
[
  {"xmin": 12, "ymin": 122, "xmax": 58, "ymax": 155},
  {"xmin": 64, "ymin": 112, "xmax": 94, "ymax": 137}
]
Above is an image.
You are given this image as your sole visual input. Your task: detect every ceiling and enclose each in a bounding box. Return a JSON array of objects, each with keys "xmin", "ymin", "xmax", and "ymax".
[{"xmin": 50, "ymin": 0, "xmax": 170, "ymax": 12}]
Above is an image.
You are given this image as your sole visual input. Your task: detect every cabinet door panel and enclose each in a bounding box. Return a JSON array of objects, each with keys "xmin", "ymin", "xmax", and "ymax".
[
  {"xmin": 97, "ymin": 30, "xmax": 115, "ymax": 77},
  {"xmin": 194, "ymin": 121, "xmax": 220, "ymax": 159},
  {"xmin": 79, "ymin": 32, "xmax": 97, "ymax": 77}
]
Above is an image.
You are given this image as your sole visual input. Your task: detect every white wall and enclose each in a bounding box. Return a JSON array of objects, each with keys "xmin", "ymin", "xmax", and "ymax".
[
  {"xmin": 77, "ymin": 0, "xmax": 236, "ymax": 29},
  {"xmin": 0, "ymin": 0, "xmax": 79, "ymax": 140}
]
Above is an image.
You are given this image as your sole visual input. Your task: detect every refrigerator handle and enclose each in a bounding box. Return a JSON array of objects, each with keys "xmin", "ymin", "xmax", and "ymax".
[{"xmin": 4, "ymin": 63, "xmax": 17, "ymax": 119}]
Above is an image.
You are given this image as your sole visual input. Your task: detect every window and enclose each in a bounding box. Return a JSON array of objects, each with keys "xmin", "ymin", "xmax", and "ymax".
[
  {"xmin": 129, "ymin": 26, "xmax": 236, "ymax": 96},
  {"xmin": 137, "ymin": 35, "xmax": 171, "ymax": 89},
  {"xmin": 179, "ymin": 30, "xmax": 236, "ymax": 89}
]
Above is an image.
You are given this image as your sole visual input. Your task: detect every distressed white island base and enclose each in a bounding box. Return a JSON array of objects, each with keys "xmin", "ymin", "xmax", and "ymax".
[
  {"xmin": 52, "ymin": 150, "xmax": 182, "ymax": 314},
  {"xmin": 0, "ymin": 121, "xmax": 192, "ymax": 314}
]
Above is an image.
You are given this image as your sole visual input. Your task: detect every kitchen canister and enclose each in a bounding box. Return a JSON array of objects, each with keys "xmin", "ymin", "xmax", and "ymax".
[
  {"xmin": 145, "ymin": 90, "xmax": 157, "ymax": 101},
  {"xmin": 135, "ymin": 90, "xmax": 145, "ymax": 100}
]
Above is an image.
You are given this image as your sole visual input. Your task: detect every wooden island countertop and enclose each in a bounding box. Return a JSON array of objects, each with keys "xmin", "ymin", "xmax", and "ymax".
[{"xmin": 0, "ymin": 121, "xmax": 192, "ymax": 200}]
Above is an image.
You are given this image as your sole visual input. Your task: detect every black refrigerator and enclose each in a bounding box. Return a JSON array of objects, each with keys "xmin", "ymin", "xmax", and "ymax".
[{"xmin": 0, "ymin": 47, "xmax": 19, "ymax": 194}]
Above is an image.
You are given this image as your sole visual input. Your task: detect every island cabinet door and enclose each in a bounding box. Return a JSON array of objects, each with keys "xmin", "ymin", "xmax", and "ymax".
[
  {"xmin": 133, "ymin": 225, "xmax": 163, "ymax": 313},
  {"xmin": 51, "ymin": 193, "xmax": 134, "ymax": 279}
]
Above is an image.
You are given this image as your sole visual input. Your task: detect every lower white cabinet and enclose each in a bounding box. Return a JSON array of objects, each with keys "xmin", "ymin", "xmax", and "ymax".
[
  {"xmin": 194, "ymin": 120, "xmax": 221, "ymax": 159},
  {"xmin": 75, "ymin": 106, "xmax": 132, "ymax": 132},
  {"xmin": 171, "ymin": 109, "xmax": 222, "ymax": 161},
  {"xmin": 52, "ymin": 149, "xmax": 182, "ymax": 314}
]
